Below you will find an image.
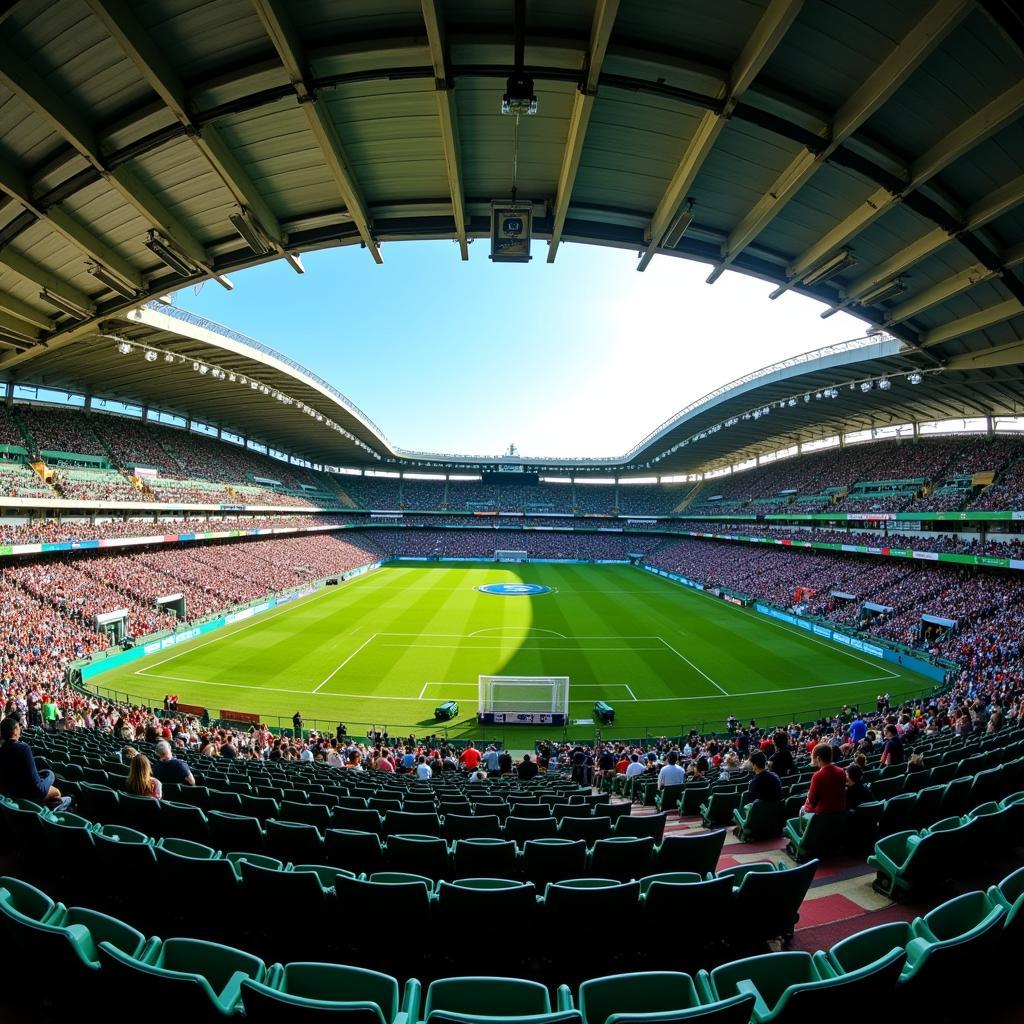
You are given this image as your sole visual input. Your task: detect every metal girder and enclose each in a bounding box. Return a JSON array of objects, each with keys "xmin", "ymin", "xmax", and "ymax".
[
  {"xmin": 921, "ymin": 297, "xmax": 1024, "ymax": 347},
  {"xmin": 637, "ymin": 0, "xmax": 804, "ymax": 272},
  {"xmin": 0, "ymin": 37, "xmax": 213, "ymax": 274},
  {"xmin": 0, "ymin": 150, "xmax": 143, "ymax": 290},
  {"xmin": 251, "ymin": 0, "xmax": 382, "ymax": 264},
  {"xmin": 0, "ymin": 308, "xmax": 39, "ymax": 344},
  {"xmin": 86, "ymin": 0, "xmax": 287, "ymax": 260},
  {"xmin": 837, "ymin": 173, "xmax": 1024, "ymax": 309},
  {"xmin": 887, "ymin": 240, "xmax": 1024, "ymax": 323},
  {"xmin": 420, "ymin": 0, "xmax": 469, "ymax": 261},
  {"xmin": 547, "ymin": 0, "xmax": 620, "ymax": 263},
  {"xmin": 706, "ymin": 0, "xmax": 972, "ymax": 284},
  {"xmin": 788, "ymin": 80, "xmax": 1024, "ymax": 284},
  {"xmin": 0, "ymin": 247, "xmax": 95, "ymax": 316},
  {"xmin": 0, "ymin": 288, "xmax": 54, "ymax": 331}
]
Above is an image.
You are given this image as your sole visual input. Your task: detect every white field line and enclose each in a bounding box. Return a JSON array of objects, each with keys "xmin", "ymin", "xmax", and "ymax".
[
  {"xmin": 313, "ymin": 633, "xmax": 378, "ymax": 693},
  {"xmin": 469, "ymin": 627, "xmax": 568, "ymax": 638},
  {"xmin": 376, "ymin": 643, "xmax": 666, "ymax": 652},
  {"xmin": 377, "ymin": 631, "xmax": 665, "ymax": 639},
  {"xmin": 656, "ymin": 636, "xmax": 729, "ymax": 696},
  {"xmin": 137, "ymin": 670, "xmax": 895, "ymax": 705},
  {"xmin": 625, "ymin": 684, "xmax": 638, "ymax": 701},
  {"xmin": 650, "ymin": 571, "xmax": 901, "ymax": 679},
  {"xmin": 135, "ymin": 567, "xmax": 381, "ymax": 675}
]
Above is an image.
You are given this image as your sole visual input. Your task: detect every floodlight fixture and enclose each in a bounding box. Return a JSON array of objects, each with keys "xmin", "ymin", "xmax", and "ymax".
[
  {"xmin": 803, "ymin": 248, "xmax": 857, "ymax": 286},
  {"xmin": 86, "ymin": 261, "xmax": 138, "ymax": 299}
]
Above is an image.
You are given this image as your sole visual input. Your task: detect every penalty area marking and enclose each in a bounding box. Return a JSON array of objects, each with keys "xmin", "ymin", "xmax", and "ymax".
[
  {"xmin": 313, "ymin": 633, "xmax": 378, "ymax": 693},
  {"xmin": 655, "ymin": 636, "xmax": 729, "ymax": 696},
  {"xmin": 135, "ymin": 568, "xmax": 382, "ymax": 675},
  {"xmin": 134, "ymin": 670, "xmax": 892, "ymax": 705},
  {"xmin": 468, "ymin": 627, "xmax": 568, "ymax": 638}
]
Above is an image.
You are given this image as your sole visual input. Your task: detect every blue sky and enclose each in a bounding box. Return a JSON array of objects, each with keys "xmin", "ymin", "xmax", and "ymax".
[{"xmin": 173, "ymin": 240, "xmax": 869, "ymax": 459}]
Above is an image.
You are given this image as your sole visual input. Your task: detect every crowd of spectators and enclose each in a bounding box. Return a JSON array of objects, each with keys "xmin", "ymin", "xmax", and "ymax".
[
  {"xmin": 368, "ymin": 528, "xmax": 657, "ymax": 561},
  {"xmin": 17, "ymin": 407, "xmax": 107, "ymax": 458},
  {"xmin": 0, "ymin": 461, "xmax": 55, "ymax": 499},
  {"xmin": 0, "ymin": 409, "xmax": 25, "ymax": 448}
]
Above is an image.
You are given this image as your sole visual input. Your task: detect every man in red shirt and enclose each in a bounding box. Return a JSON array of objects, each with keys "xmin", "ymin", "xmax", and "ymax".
[
  {"xmin": 802, "ymin": 743, "xmax": 846, "ymax": 815},
  {"xmin": 459, "ymin": 742, "xmax": 481, "ymax": 772}
]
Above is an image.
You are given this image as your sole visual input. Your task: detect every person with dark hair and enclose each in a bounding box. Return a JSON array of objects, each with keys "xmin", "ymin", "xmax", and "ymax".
[
  {"xmin": 802, "ymin": 743, "xmax": 846, "ymax": 815},
  {"xmin": 845, "ymin": 763, "xmax": 874, "ymax": 807},
  {"xmin": 292, "ymin": 711, "xmax": 303, "ymax": 739},
  {"xmin": 0, "ymin": 717, "xmax": 64, "ymax": 806},
  {"xmin": 767, "ymin": 731, "xmax": 794, "ymax": 776},
  {"xmin": 516, "ymin": 753, "xmax": 539, "ymax": 780},
  {"xmin": 745, "ymin": 749, "xmax": 782, "ymax": 803},
  {"xmin": 880, "ymin": 724, "xmax": 904, "ymax": 766}
]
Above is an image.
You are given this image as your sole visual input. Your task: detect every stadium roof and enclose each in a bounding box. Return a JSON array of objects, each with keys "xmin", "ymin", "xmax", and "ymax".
[{"xmin": 0, "ymin": 0, "xmax": 1022, "ymax": 472}]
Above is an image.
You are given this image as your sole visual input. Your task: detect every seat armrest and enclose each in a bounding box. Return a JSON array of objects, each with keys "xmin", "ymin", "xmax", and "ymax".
[
  {"xmin": 812, "ymin": 951, "xmax": 838, "ymax": 978},
  {"xmin": 402, "ymin": 978, "xmax": 422, "ymax": 1023}
]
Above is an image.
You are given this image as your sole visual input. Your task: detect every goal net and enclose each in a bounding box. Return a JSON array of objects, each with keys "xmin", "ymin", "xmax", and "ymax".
[
  {"xmin": 478, "ymin": 675, "xmax": 570, "ymax": 716},
  {"xmin": 495, "ymin": 549, "xmax": 528, "ymax": 562}
]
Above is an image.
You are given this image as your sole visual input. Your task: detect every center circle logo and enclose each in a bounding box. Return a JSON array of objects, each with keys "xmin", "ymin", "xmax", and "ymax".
[{"xmin": 475, "ymin": 583, "xmax": 552, "ymax": 597}]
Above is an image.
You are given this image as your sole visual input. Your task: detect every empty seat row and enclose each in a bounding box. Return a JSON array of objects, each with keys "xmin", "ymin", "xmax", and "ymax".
[{"xmin": 1, "ymin": 868, "xmax": 1020, "ymax": 1021}]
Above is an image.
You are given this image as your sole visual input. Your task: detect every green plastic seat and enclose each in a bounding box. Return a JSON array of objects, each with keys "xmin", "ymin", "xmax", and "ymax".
[
  {"xmin": 157, "ymin": 836, "xmax": 219, "ymax": 859},
  {"xmin": 420, "ymin": 976, "xmax": 579, "ymax": 1024},
  {"xmin": 590, "ymin": 836, "xmax": 655, "ymax": 882},
  {"xmin": 655, "ymin": 831, "xmax": 726, "ymax": 876},
  {"xmin": 522, "ymin": 839, "xmax": 587, "ymax": 888},
  {"xmin": 435, "ymin": 881, "xmax": 539, "ymax": 971},
  {"xmin": 240, "ymin": 962, "xmax": 417, "ymax": 1024},
  {"xmin": 783, "ymin": 812, "xmax": 845, "ymax": 862},
  {"xmin": 98, "ymin": 936, "xmax": 267, "ymax": 1017},
  {"xmin": 699, "ymin": 792, "xmax": 740, "ymax": 827},
  {"xmin": 732, "ymin": 799, "xmax": 786, "ymax": 842},
  {"xmin": 731, "ymin": 859, "xmax": 817, "ymax": 944},
  {"xmin": 580, "ymin": 971, "xmax": 754, "ymax": 1024},
  {"xmin": 964, "ymin": 802, "xmax": 1013, "ymax": 851},
  {"xmin": 867, "ymin": 821, "xmax": 970, "ymax": 898},
  {"xmin": 638, "ymin": 872, "xmax": 702, "ymax": 895},
  {"xmin": 325, "ymin": 828, "xmax": 386, "ymax": 875},
  {"xmin": 702, "ymin": 948, "xmax": 904, "ymax": 1023},
  {"xmin": 655, "ymin": 785, "xmax": 684, "ymax": 813},
  {"xmin": 988, "ymin": 865, "xmax": 1024, "ymax": 909},
  {"xmin": 453, "ymin": 838, "xmax": 518, "ymax": 879},
  {"xmin": 208, "ymin": 810, "xmax": 266, "ymax": 852}
]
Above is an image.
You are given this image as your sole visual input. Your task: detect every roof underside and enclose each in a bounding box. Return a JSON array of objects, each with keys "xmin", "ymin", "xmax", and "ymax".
[{"xmin": 0, "ymin": 0, "xmax": 1022, "ymax": 472}]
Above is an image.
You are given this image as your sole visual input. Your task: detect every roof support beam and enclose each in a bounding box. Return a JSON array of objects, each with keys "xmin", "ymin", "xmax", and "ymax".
[
  {"xmin": 0, "ymin": 288, "xmax": 54, "ymax": 331},
  {"xmin": 0, "ymin": 247, "xmax": 95, "ymax": 317},
  {"xmin": 86, "ymin": 0, "xmax": 295, "ymax": 272},
  {"xmin": 921, "ymin": 297, "xmax": 1024, "ymax": 347},
  {"xmin": 786, "ymin": 79, "xmax": 1024, "ymax": 285},
  {"xmin": 547, "ymin": 0, "xmax": 620, "ymax": 263},
  {"xmin": 826, "ymin": 173, "xmax": 1024, "ymax": 314},
  {"xmin": 637, "ymin": 0, "xmax": 804, "ymax": 272},
  {"xmin": 0, "ymin": 150, "xmax": 143, "ymax": 290},
  {"xmin": 707, "ymin": 0, "xmax": 972, "ymax": 283},
  {"xmin": 887, "ymin": 240, "xmax": 1024, "ymax": 322},
  {"xmin": 0, "ymin": 38, "xmax": 217, "ymax": 279},
  {"xmin": 0, "ymin": 309, "xmax": 39, "ymax": 344},
  {"xmin": 251, "ymin": 0, "xmax": 382, "ymax": 264},
  {"xmin": 420, "ymin": 0, "xmax": 469, "ymax": 261}
]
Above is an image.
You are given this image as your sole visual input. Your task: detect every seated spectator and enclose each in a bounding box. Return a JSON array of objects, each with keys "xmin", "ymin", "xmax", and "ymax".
[
  {"xmin": 0, "ymin": 717, "xmax": 65, "ymax": 807},
  {"xmin": 767, "ymin": 731, "xmax": 794, "ymax": 776},
  {"xmin": 624, "ymin": 753, "xmax": 645, "ymax": 780},
  {"xmin": 802, "ymin": 743, "xmax": 846, "ymax": 815},
  {"xmin": 845, "ymin": 763, "xmax": 874, "ymax": 807},
  {"xmin": 516, "ymin": 753, "xmax": 539, "ymax": 780},
  {"xmin": 657, "ymin": 750, "xmax": 686, "ymax": 789},
  {"xmin": 126, "ymin": 752, "xmax": 162, "ymax": 799},
  {"xmin": 152, "ymin": 740, "xmax": 194, "ymax": 785},
  {"xmin": 880, "ymin": 724, "xmax": 905, "ymax": 766},
  {"xmin": 459, "ymin": 742, "xmax": 481, "ymax": 772},
  {"xmin": 906, "ymin": 751, "xmax": 926, "ymax": 775},
  {"xmin": 745, "ymin": 750, "xmax": 782, "ymax": 803}
]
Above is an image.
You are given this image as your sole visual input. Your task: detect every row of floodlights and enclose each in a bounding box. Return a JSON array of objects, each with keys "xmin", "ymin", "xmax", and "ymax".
[
  {"xmin": 110, "ymin": 338, "xmax": 379, "ymax": 457},
  {"xmin": 647, "ymin": 370, "xmax": 930, "ymax": 463}
]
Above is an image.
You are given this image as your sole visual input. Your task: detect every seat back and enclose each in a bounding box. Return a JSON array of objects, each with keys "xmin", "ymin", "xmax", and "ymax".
[{"xmin": 732, "ymin": 859, "xmax": 817, "ymax": 941}]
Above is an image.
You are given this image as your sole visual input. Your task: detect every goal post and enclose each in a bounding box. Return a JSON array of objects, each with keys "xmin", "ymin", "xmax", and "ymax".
[
  {"xmin": 495, "ymin": 549, "xmax": 528, "ymax": 562},
  {"xmin": 477, "ymin": 675, "xmax": 570, "ymax": 725}
]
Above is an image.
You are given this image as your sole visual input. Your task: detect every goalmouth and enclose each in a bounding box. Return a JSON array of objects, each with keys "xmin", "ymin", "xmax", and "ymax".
[
  {"xmin": 495, "ymin": 549, "xmax": 528, "ymax": 562},
  {"xmin": 477, "ymin": 674, "xmax": 569, "ymax": 725}
]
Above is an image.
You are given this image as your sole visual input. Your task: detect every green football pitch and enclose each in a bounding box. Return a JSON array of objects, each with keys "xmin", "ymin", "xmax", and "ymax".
[{"xmin": 94, "ymin": 562, "xmax": 933, "ymax": 742}]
